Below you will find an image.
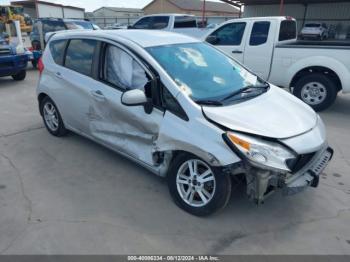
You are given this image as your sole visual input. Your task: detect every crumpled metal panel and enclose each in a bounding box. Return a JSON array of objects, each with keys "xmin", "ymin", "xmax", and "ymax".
[
  {"xmin": 155, "ymin": 110, "xmax": 241, "ymax": 168},
  {"xmin": 88, "ymin": 80, "xmax": 163, "ymax": 165}
]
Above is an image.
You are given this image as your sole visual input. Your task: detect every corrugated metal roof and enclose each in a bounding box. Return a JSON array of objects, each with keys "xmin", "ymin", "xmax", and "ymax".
[{"xmin": 168, "ymin": 0, "xmax": 239, "ymax": 13}]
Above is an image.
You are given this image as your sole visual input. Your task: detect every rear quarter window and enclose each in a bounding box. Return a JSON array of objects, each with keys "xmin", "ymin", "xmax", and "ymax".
[
  {"xmin": 49, "ymin": 39, "xmax": 67, "ymax": 65},
  {"xmin": 279, "ymin": 20, "xmax": 296, "ymax": 41}
]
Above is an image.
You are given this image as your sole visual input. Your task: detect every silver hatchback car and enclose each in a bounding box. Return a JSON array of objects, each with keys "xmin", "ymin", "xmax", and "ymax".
[{"xmin": 37, "ymin": 30, "xmax": 333, "ymax": 216}]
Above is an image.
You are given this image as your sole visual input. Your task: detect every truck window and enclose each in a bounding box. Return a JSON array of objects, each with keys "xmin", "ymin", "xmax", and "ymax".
[
  {"xmin": 279, "ymin": 20, "xmax": 296, "ymax": 41},
  {"xmin": 174, "ymin": 16, "xmax": 197, "ymax": 28},
  {"xmin": 133, "ymin": 17, "xmax": 152, "ymax": 29},
  {"xmin": 49, "ymin": 40, "xmax": 67, "ymax": 65},
  {"xmin": 64, "ymin": 39, "xmax": 97, "ymax": 77},
  {"xmin": 149, "ymin": 16, "xmax": 169, "ymax": 29},
  {"xmin": 250, "ymin": 21, "xmax": 270, "ymax": 46},
  {"xmin": 43, "ymin": 20, "xmax": 66, "ymax": 34},
  {"xmin": 210, "ymin": 22, "xmax": 246, "ymax": 46}
]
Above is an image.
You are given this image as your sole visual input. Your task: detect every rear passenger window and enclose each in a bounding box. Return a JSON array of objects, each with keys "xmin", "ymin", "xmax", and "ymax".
[
  {"xmin": 174, "ymin": 16, "xmax": 197, "ymax": 28},
  {"xmin": 250, "ymin": 22, "xmax": 270, "ymax": 46},
  {"xmin": 210, "ymin": 22, "xmax": 246, "ymax": 46},
  {"xmin": 49, "ymin": 40, "xmax": 66, "ymax": 65},
  {"xmin": 279, "ymin": 20, "xmax": 297, "ymax": 41},
  {"xmin": 64, "ymin": 39, "xmax": 97, "ymax": 76}
]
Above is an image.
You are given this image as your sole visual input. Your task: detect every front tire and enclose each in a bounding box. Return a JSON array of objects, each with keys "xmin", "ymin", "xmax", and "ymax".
[
  {"xmin": 167, "ymin": 154, "xmax": 232, "ymax": 216},
  {"xmin": 40, "ymin": 97, "xmax": 68, "ymax": 137},
  {"xmin": 12, "ymin": 70, "xmax": 26, "ymax": 81},
  {"xmin": 293, "ymin": 73, "xmax": 337, "ymax": 111}
]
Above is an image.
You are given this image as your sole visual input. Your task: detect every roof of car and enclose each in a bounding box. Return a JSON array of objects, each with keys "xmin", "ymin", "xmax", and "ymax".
[{"xmin": 52, "ymin": 29, "xmax": 201, "ymax": 48}]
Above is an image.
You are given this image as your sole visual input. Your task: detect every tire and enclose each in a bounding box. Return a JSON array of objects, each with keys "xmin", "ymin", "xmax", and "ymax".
[
  {"xmin": 40, "ymin": 97, "xmax": 68, "ymax": 137},
  {"xmin": 167, "ymin": 153, "xmax": 232, "ymax": 216},
  {"xmin": 12, "ymin": 70, "xmax": 26, "ymax": 81},
  {"xmin": 32, "ymin": 61, "xmax": 38, "ymax": 69},
  {"xmin": 293, "ymin": 73, "xmax": 337, "ymax": 111}
]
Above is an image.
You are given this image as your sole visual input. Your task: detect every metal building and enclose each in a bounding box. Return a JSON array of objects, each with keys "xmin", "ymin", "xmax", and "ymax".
[
  {"xmin": 225, "ymin": 0, "xmax": 350, "ymax": 39},
  {"xmin": 11, "ymin": 0, "xmax": 85, "ymax": 19}
]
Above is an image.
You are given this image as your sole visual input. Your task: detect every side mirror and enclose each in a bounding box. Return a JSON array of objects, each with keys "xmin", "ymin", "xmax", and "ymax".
[
  {"xmin": 121, "ymin": 89, "xmax": 148, "ymax": 106},
  {"xmin": 206, "ymin": 35, "xmax": 218, "ymax": 45}
]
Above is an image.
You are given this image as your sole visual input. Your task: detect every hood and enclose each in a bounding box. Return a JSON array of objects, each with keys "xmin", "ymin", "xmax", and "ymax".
[{"xmin": 203, "ymin": 86, "xmax": 317, "ymax": 139}]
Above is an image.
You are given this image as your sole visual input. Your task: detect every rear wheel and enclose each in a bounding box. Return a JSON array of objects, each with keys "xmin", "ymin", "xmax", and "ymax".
[
  {"xmin": 12, "ymin": 70, "xmax": 26, "ymax": 81},
  {"xmin": 40, "ymin": 97, "xmax": 68, "ymax": 137},
  {"xmin": 167, "ymin": 154, "xmax": 231, "ymax": 216},
  {"xmin": 293, "ymin": 73, "xmax": 337, "ymax": 111}
]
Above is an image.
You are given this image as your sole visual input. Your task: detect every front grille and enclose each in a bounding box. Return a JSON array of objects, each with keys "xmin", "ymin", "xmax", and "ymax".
[
  {"xmin": 287, "ymin": 152, "xmax": 316, "ymax": 173},
  {"xmin": 0, "ymin": 48, "xmax": 11, "ymax": 56},
  {"xmin": 0, "ymin": 61, "xmax": 13, "ymax": 69}
]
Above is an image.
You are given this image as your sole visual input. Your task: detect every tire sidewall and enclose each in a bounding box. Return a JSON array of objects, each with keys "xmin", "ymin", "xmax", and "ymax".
[
  {"xmin": 293, "ymin": 73, "xmax": 337, "ymax": 111},
  {"xmin": 167, "ymin": 154, "xmax": 231, "ymax": 216}
]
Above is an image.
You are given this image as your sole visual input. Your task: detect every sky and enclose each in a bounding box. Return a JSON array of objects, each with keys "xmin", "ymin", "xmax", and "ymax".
[{"xmin": 0, "ymin": 0, "xmax": 222, "ymax": 12}]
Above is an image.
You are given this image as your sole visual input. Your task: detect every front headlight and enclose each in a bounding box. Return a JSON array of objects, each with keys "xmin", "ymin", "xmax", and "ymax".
[{"xmin": 225, "ymin": 132, "xmax": 296, "ymax": 172}]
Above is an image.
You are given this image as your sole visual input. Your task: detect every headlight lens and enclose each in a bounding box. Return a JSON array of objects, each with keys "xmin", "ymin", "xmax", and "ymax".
[{"xmin": 226, "ymin": 132, "xmax": 296, "ymax": 172}]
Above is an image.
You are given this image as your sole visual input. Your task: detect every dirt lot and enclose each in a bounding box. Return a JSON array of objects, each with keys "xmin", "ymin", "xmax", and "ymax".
[{"xmin": 0, "ymin": 69, "xmax": 350, "ymax": 254}]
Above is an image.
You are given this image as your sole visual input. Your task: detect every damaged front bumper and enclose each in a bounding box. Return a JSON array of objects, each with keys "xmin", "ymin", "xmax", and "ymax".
[{"xmin": 244, "ymin": 145, "xmax": 333, "ymax": 204}]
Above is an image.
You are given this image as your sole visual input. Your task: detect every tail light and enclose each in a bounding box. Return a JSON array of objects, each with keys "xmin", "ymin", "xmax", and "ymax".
[{"xmin": 38, "ymin": 58, "xmax": 44, "ymax": 75}]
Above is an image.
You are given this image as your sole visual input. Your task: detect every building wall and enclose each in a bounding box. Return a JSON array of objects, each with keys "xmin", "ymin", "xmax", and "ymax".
[
  {"xmin": 243, "ymin": 2, "xmax": 350, "ymax": 38},
  {"xmin": 63, "ymin": 8, "xmax": 84, "ymax": 19},
  {"xmin": 37, "ymin": 3, "xmax": 63, "ymax": 18},
  {"xmin": 143, "ymin": 0, "xmax": 238, "ymax": 16},
  {"xmin": 93, "ymin": 8, "xmax": 143, "ymax": 18}
]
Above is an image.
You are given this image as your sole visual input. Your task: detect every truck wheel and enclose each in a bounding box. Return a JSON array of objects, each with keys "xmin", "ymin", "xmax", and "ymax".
[
  {"xmin": 167, "ymin": 154, "xmax": 231, "ymax": 216},
  {"xmin": 293, "ymin": 73, "xmax": 337, "ymax": 111},
  {"xmin": 40, "ymin": 97, "xmax": 68, "ymax": 137},
  {"xmin": 12, "ymin": 70, "xmax": 26, "ymax": 81}
]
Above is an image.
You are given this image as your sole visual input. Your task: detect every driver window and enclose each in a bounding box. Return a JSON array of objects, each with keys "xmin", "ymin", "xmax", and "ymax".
[
  {"xmin": 210, "ymin": 22, "xmax": 246, "ymax": 46},
  {"xmin": 103, "ymin": 45, "xmax": 148, "ymax": 92}
]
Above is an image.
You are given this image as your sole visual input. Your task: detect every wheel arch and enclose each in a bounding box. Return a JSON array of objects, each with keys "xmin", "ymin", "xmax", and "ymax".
[
  {"xmin": 290, "ymin": 66, "xmax": 342, "ymax": 92},
  {"xmin": 37, "ymin": 92, "xmax": 49, "ymax": 115}
]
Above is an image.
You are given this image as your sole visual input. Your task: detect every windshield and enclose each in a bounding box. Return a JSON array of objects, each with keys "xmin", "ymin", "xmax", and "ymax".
[
  {"xmin": 65, "ymin": 21, "xmax": 93, "ymax": 30},
  {"xmin": 147, "ymin": 42, "xmax": 267, "ymax": 103}
]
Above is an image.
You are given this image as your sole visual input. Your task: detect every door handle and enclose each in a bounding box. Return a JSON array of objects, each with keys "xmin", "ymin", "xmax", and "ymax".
[
  {"xmin": 232, "ymin": 50, "xmax": 243, "ymax": 54},
  {"xmin": 90, "ymin": 90, "xmax": 105, "ymax": 100},
  {"xmin": 55, "ymin": 72, "xmax": 63, "ymax": 79}
]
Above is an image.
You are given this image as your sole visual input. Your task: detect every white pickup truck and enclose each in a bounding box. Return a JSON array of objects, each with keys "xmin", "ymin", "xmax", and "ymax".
[
  {"xmin": 129, "ymin": 14, "xmax": 209, "ymax": 38},
  {"xmin": 205, "ymin": 16, "xmax": 350, "ymax": 111}
]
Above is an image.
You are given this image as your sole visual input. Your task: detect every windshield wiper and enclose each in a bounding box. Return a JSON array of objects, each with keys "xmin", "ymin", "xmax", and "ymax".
[
  {"xmin": 220, "ymin": 84, "xmax": 269, "ymax": 102},
  {"xmin": 195, "ymin": 100, "xmax": 223, "ymax": 106}
]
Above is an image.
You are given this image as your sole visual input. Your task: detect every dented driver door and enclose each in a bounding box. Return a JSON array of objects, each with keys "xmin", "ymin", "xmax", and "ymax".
[{"xmin": 87, "ymin": 43, "xmax": 163, "ymax": 165}]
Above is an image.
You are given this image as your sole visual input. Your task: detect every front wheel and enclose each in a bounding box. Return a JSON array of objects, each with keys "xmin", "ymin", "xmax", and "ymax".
[
  {"xmin": 167, "ymin": 154, "xmax": 232, "ymax": 216},
  {"xmin": 12, "ymin": 70, "xmax": 26, "ymax": 81},
  {"xmin": 292, "ymin": 73, "xmax": 337, "ymax": 111}
]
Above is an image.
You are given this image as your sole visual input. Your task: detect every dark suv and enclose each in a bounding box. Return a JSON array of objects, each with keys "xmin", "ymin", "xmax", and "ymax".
[{"xmin": 30, "ymin": 18, "xmax": 98, "ymax": 50}]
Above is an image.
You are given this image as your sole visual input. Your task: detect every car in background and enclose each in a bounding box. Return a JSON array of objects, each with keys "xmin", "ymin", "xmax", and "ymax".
[
  {"xmin": 300, "ymin": 23, "xmax": 329, "ymax": 40},
  {"xmin": 104, "ymin": 23, "xmax": 128, "ymax": 30},
  {"xmin": 30, "ymin": 18, "xmax": 98, "ymax": 50},
  {"xmin": 128, "ymin": 14, "xmax": 209, "ymax": 38},
  {"xmin": 0, "ymin": 32, "xmax": 28, "ymax": 81}
]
